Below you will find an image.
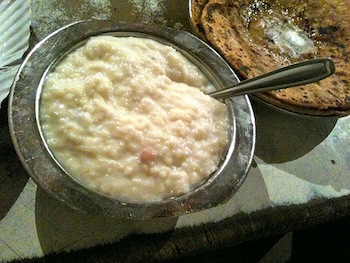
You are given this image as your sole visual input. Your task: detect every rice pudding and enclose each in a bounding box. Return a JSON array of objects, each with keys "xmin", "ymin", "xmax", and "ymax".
[{"xmin": 39, "ymin": 36, "xmax": 229, "ymax": 202}]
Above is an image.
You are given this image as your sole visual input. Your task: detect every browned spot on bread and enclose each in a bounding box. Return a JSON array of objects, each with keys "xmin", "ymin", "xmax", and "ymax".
[{"xmin": 190, "ymin": 0, "xmax": 209, "ymax": 41}]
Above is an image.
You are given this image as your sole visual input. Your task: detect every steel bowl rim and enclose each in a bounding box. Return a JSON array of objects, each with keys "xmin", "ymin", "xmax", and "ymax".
[{"xmin": 8, "ymin": 20, "xmax": 256, "ymax": 218}]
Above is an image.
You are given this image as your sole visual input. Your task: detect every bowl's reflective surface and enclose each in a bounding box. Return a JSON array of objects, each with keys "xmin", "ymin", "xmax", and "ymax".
[{"xmin": 8, "ymin": 20, "xmax": 255, "ymax": 218}]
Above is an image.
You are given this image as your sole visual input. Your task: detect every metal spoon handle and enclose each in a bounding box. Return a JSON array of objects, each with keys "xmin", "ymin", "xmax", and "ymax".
[{"xmin": 209, "ymin": 58, "xmax": 335, "ymax": 99}]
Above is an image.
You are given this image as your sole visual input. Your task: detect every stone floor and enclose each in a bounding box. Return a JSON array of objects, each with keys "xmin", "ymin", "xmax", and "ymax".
[{"xmin": 9, "ymin": 216, "xmax": 350, "ymax": 263}]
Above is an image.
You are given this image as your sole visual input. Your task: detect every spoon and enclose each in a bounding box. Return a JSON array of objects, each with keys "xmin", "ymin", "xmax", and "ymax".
[{"xmin": 209, "ymin": 58, "xmax": 335, "ymax": 99}]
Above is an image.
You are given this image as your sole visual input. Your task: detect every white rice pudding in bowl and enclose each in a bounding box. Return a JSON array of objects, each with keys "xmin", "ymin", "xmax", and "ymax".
[{"xmin": 40, "ymin": 35, "xmax": 229, "ymax": 203}]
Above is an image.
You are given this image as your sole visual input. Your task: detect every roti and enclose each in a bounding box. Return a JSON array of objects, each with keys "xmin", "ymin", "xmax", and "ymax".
[
  {"xmin": 189, "ymin": 0, "xmax": 209, "ymax": 41},
  {"xmin": 191, "ymin": 0, "xmax": 350, "ymax": 116}
]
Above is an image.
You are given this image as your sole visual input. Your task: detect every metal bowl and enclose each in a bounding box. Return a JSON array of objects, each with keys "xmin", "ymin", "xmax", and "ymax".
[{"xmin": 8, "ymin": 20, "xmax": 255, "ymax": 218}]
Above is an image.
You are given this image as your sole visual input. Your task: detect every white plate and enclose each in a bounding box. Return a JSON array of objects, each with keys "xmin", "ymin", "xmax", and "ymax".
[{"xmin": 0, "ymin": 0, "xmax": 31, "ymax": 105}]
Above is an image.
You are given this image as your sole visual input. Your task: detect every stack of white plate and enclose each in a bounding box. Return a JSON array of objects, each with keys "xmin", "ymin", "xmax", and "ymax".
[{"xmin": 0, "ymin": 0, "xmax": 31, "ymax": 105}]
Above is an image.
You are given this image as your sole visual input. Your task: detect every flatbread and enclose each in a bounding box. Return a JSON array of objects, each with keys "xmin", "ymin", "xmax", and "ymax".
[
  {"xmin": 191, "ymin": 0, "xmax": 350, "ymax": 116},
  {"xmin": 189, "ymin": 0, "xmax": 209, "ymax": 41}
]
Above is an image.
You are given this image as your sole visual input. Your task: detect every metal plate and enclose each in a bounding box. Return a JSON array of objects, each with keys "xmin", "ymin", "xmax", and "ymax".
[
  {"xmin": 188, "ymin": 0, "xmax": 349, "ymax": 118},
  {"xmin": 8, "ymin": 20, "xmax": 255, "ymax": 218}
]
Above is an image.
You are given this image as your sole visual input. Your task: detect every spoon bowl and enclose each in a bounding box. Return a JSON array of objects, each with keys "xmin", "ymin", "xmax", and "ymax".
[{"xmin": 209, "ymin": 58, "xmax": 335, "ymax": 99}]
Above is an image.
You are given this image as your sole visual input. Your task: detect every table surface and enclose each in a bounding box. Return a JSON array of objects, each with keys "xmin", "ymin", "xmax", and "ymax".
[{"xmin": 1, "ymin": 1, "xmax": 350, "ymax": 262}]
